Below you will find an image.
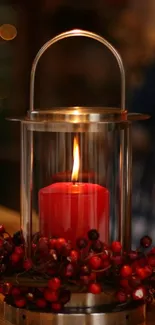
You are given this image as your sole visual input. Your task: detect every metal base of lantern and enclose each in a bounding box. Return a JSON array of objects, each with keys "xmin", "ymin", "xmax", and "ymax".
[{"xmin": 1, "ymin": 301, "xmax": 146, "ymax": 325}]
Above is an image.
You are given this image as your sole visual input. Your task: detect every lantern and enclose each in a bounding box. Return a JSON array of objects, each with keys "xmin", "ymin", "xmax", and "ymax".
[{"xmin": 2, "ymin": 30, "xmax": 149, "ymax": 325}]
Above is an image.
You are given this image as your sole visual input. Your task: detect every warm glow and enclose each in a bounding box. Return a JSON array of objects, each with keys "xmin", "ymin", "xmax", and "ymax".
[
  {"xmin": 71, "ymin": 136, "xmax": 80, "ymax": 182},
  {"xmin": 0, "ymin": 24, "xmax": 17, "ymax": 41}
]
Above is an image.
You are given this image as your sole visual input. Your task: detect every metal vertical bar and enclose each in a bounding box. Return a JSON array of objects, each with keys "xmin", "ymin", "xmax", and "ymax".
[{"xmin": 119, "ymin": 123, "xmax": 132, "ymax": 251}]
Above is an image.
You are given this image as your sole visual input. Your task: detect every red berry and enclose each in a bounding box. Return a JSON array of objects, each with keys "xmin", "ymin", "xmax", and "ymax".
[
  {"xmin": 14, "ymin": 246, "xmax": 24, "ymax": 257},
  {"xmin": 144, "ymin": 265, "xmax": 152, "ymax": 277},
  {"xmin": 56, "ymin": 238, "xmax": 67, "ymax": 250},
  {"xmin": 0, "ymin": 225, "xmax": 5, "ymax": 234},
  {"xmin": 80, "ymin": 264, "xmax": 91, "ymax": 276},
  {"xmin": 101, "ymin": 259, "xmax": 111, "ymax": 269},
  {"xmin": 120, "ymin": 265, "xmax": 132, "ymax": 278},
  {"xmin": 0, "ymin": 239, "xmax": 4, "ymax": 249},
  {"xmin": 10, "ymin": 253, "xmax": 20, "ymax": 264},
  {"xmin": 120, "ymin": 279, "xmax": 129, "ymax": 288},
  {"xmin": 101, "ymin": 252, "xmax": 110, "ymax": 261},
  {"xmin": 116, "ymin": 291, "xmax": 127, "ymax": 303},
  {"xmin": 129, "ymin": 276, "xmax": 141, "ymax": 288},
  {"xmin": 36, "ymin": 298, "xmax": 47, "ymax": 308},
  {"xmin": 23, "ymin": 259, "xmax": 33, "ymax": 271},
  {"xmin": 49, "ymin": 238, "xmax": 57, "ymax": 249},
  {"xmin": 48, "ymin": 278, "xmax": 61, "ymax": 291},
  {"xmin": 111, "ymin": 255, "xmax": 124, "ymax": 265},
  {"xmin": 39, "ymin": 237, "xmax": 49, "ymax": 245},
  {"xmin": 12, "ymin": 287, "xmax": 21, "ymax": 296},
  {"xmin": 132, "ymin": 286, "xmax": 146, "ymax": 300},
  {"xmin": 91, "ymin": 240, "xmax": 103, "ymax": 253},
  {"xmin": 32, "ymin": 243, "xmax": 37, "ymax": 251},
  {"xmin": 76, "ymin": 237, "xmax": 88, "ymax": 250},
  {"xmin": 111, "ymin": 241, "xmax": 122, "ymax": 253},
  {"xmin": 148, "ymin": 256, "xmax": 155, "ymax": 267},
  {"xmin": 14, "ymin": 297, "xmax": 26, "ymax": 308},
  {"xmin": 59, "ymin": 290, "xmax": 70, "ymax": 305},
  {"xmin": 51, "ymin": 303, "xmax": 62, "ymax": 311},
  {"xmin": 88, "ymin": 283, "xmax": 102, "ymax": 294},
  {"xmin": 27, "ymin": 293, "xmax": 34, "ymax": 301},
  {"xmin": 89, "ymin": 256, "xmax": 102, "ymax": 270},
  {"xmin": 44, "ymin": 289, "xmax": 58, "ymax": 302},
  {"xmin": 89, "ymin": 273, "xmax": 96, "ymax": 282},
  {"xmin": 128, "ymin": 251, "xmax": 138, "ymax": 260},
  {"xmin": 61, "ymin": 243, "xmax": 72, "ymax": 257},
  {"xmin": 49, "ymin": 249, "xmax": 57, "ymax": 261},
  {"xmin": 80, "ymin": 275, "xmax": 91, "ymax": 285},
  {"xmin": 64, "ymin": 263, "xmax": 74, "ymax": 277},
  {"xmin": 150, "ymin": 247, "xmax": 155, "ymax": 255},
  {"xmin": 69, "ymin": 250, "xmax": 79, "ymax": 262},
  {"xmin": 140, "ymin": 236, "xmax": 152, "ymax": 248},
  {"xmin": 88, "ymin": 229, "xmax": 99, "ymax": 241},
  {"xmin": 136, "ymin": 267, "xmax": 147, "ymax": 280}
]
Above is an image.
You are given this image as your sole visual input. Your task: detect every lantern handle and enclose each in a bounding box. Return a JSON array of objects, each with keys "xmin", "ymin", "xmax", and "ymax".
[{"xmin": 30, "ymin": 29, "xmax": 125, "ymax": 111}]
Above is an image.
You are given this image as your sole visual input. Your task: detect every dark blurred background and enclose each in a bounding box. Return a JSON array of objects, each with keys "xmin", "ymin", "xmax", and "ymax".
[{"xmin": 1, "ymin": 0, "xmax": 155, "ymax": 246}]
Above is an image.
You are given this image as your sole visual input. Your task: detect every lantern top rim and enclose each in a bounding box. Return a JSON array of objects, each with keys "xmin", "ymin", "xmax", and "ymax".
[{"xmin": 7, "ymin": 107, "xmax": 150, "ymax": 124}]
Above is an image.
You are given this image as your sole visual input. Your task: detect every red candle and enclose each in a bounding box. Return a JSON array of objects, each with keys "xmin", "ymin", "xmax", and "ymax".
[{"xmin": 39, "ymin": 137, "xmax": 110, "ymax": 245}]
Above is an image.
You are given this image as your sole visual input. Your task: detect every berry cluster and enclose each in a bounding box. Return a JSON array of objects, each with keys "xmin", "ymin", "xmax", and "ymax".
[{"xmin": 0, "ymin": 225, "xmax": 154, "ymax": 311}]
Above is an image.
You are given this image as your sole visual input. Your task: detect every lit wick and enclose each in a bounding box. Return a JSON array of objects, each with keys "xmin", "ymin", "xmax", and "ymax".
[{"xmin": 71, "ymin": 136, "xmax": 80, "ymax": 185}]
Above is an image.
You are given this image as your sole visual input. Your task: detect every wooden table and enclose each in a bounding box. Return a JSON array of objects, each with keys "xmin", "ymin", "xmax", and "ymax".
[{"xmin": 0, "ymin": 205, "xmax": 154, "ymax": 324}]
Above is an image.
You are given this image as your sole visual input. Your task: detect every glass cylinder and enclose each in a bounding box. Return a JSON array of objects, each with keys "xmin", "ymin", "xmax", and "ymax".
[{"xmin": 21, "ymin": 109, "xmax": 132, "ymax": 258}]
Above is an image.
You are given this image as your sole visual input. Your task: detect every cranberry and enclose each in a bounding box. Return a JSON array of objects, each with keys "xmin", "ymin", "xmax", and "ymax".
[
  {"xmin": 48, "ymin": 278, "xmax": 61, "ymax": 291},
  {"xmin": 89, "ymin": 256, "xmax": 102, "ymax": 270},
  {"xmin": 44, "ymin": 289, "xmax": 58, "ymax": 302},
  {"xmin": 49, "ymin": 238, "xmax": 57, "ymax": 249},
  {"xmin": 88, "ymin": 283, "xmax": 102, "ymax": 294},
  {"xmin": 12, "ymin": 287, "xmax": 21, "ymax": 296},
  {"xmin": 49, "ymin": 249, "xmax": 57, "ymax": 261},
  {"xmin": 51, "ymin": 303, "xmax": 62, "ymax": 312},
  {"xmin": 101, "ymin": 252, "xmax": 109, "ymax": 261},
  {"xmin": 10, "ymin": 253, "xmax": 20, "ymax": 264},
  {"xmin": 36, "ymin": 298, "xmax": 47, "ymax": 308},
  {"xmin": 0, "ymin": 239, "xmax": 4, "ymax": 249},
  {"xmin": 150, "ymin": 247, "xmax": 155, "ymax": 255},
  {"xmin": 91, "ymin": 240, "xmax": 103, "ymax": 253},
  {"xmin": 144, "ymin": 265, "xmax": 152, "ymax": 277},
  {"xmin": 14, "ymin": 297, "xmax": 26, "ymax": 308},
  {"xmin": 101, "ymin": 259, "xmax": 111, "ymax": 269},
  {"xmin": 64, "ymin": 263, "xmax": 74, "ymax": 277},
  {"xmin": 80, "ymin": 275, "xmax": 91, "ymax": 285},
  {"xmin": 27, "ymin": 293, "xmax": 34, "ymax": 301},
  {"xmin": 120, "ymin": 265, "xmax": 132, "ymax": 278},
  {"xmin": 23, "ymin": 259, "xmax": 33, "ymax": 271},
  {"xmin": 111, "ymin": 255, "xmax": 124, "ymax": 265},
  {"xmin": 136, "ymin": 267, "xmax": 147, "ymax": 280},
  {"xmin": 0, "ymin": 225, "xmax": 5, "ymax": 235},
  {"xmin": 14, "ymin": 246, "xmax": 24, "ymax": 257},
  {"xmin": 61, "ymin": 243, "xmax": 72, "ymax": 256},
  {"xmin": 140, "ymin": 236, "xmax": 152, "ymax": 248},
  {"xmin": 88, "ymin": 229, "xmax": 99, "ymax": 241},
  {"xmin": 56, "ymin": 238, "xmax": 67, "ymax": 250},
  {"xmin": 111, "ymin": 241, "xmax": 122, "ymax": 253},
  {"xmin": 59, "ymin": 290, "xmax": 71, "ymax": 304},
  {"xmin": 80, "ymin": 264, "xmax": 91, "ymax": 276},
  {"xmin": 120, "ymin": 279, "xmax": 129, "ymax": 288},
  {"xmin": 116, "ymin": 291, "xmax": 127, "ymax": 303},
  {"xmin": 128, "ymin": 251, "xmax": 138, "ymax": 260},
  {"xmin": 129, "ymin": 275, "xmax": 141, "ymax": 288},
  {"xmin": 76, "ymin": 237, "xmax": 88, "ymax": 249},
  {"xmin": 148, "ymin": 256, "xmax": 155, "ymax": 267},
  {"xmin": 132, "ymin": 286, "xmax": 146, "ymax": 300},
  {"xmin": 69, "ymin": 250, "xmax": 79, "ymax": 262}
]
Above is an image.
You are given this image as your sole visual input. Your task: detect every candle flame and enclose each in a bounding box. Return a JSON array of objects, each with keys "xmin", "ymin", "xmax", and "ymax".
[{"xmin": 71, "ymin": 136, "xmax": 80, "ymax": 182}]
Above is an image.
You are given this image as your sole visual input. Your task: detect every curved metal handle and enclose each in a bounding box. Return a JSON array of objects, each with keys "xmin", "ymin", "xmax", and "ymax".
[{"xmin": 30, "ymin": 29, "xmax": 126, "ymax": 112}]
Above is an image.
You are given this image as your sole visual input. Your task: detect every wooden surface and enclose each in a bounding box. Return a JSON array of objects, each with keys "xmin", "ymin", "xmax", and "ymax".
[{"xmin": 0, "ymin": 205, "xmax": 155, "ymax": 324}]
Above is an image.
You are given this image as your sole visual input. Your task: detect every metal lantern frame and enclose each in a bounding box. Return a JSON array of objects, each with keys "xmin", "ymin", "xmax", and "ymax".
[{"xmin": 3, "ymin": 29, "xmax": 149, "ymax": 325}]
